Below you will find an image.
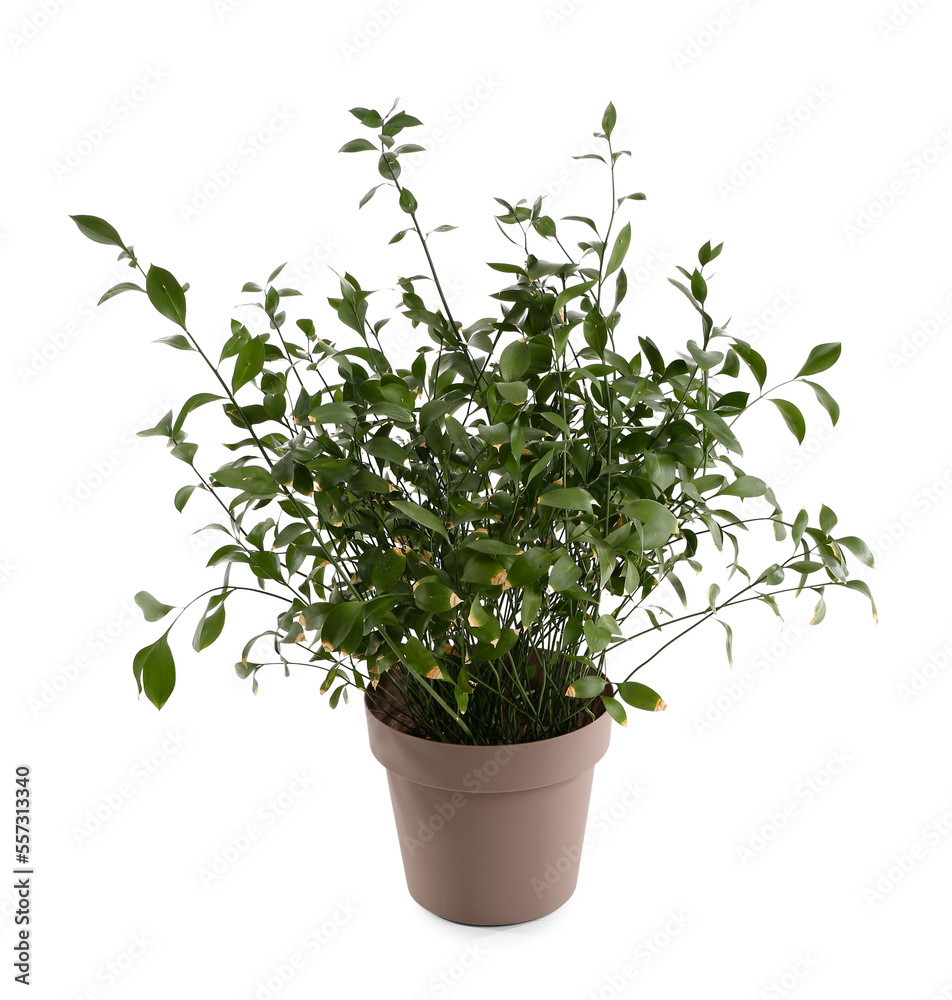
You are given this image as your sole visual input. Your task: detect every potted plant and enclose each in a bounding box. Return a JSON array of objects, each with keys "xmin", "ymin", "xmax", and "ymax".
[{"xmin": 70, "ymin": 102, "xmax": 875, "ymax": 925}]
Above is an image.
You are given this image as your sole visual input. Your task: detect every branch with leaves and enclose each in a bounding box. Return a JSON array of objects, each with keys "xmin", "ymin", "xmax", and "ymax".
[{"xmin": 69, "ymin": 101, "xmax": 875, "ymax": 744}]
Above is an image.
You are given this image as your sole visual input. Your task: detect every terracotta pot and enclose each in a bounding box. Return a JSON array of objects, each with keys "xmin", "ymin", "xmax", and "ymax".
[{"xmin": 365, "ymin": 682, "xmax": 612, "ymax": 925}]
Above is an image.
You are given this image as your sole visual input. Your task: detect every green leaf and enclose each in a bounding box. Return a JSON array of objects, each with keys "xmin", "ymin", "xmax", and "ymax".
[
  {"xmin": 553, "ymin": 279, "xmax": 596, "ymax": 317},
  {"xmin": 390, "ymin": 499, "xmax": 450, "ymax": 541},
  {"xmin": 539, "ymin": 487, "xmax": 595, "ymax": 513},
  {"xmin": 721, "ymin": 348, "xmax": 740, "ymax": 378},
  {"xmin": 604, "ymin": 222, "xmax": 631, "ymax": 277},
  {"xmin": 379, "ymin": 152, "xmax": 400, "ymax": 180},
  {"xmin": 718, "ymin": 476, "xmax": 767, "ymax": 499},
  {"xmin": 244, "ymin": 553, "xmax": 280, "ymax": 586},
  {"xmin": 465, "ymin": 599, "xmax": 499, "ymax": 636},
  {"xmin": 367, "ymin": 401, "xmax": 413, "ymax": 425},
  {"xmin": 212, "ymin": 466, "xmax": 277, "ymax": 497},
  {"xmin": 359, "ymin": 184, "xmax": 384, "ymax": 208},
  {"xmin": 625, "ymin": 499, "xmax": 678, "ymax": 538},
  {"xmin": 339, "ymin": 138, "xmax": 377, "ymax": 153},
  {"xmin": 385, "ymin": 112, "xmax": 423, "ymax": 131},
  {"xmin": 584, "ymin": 310, "xmax": 608, "ymax": 354},
  {"xmin": 321, "ymin": 602, "xmax": 364, "ymax": 653},
  {"xmin": 154, "ymin": 334, "xmax": 193, "ymax": 351},
  {"xmin": 601, "ymin": 101, "xmax": 617, "ymax": 137},
  {"xmin": 232, "ymin": 337, "xmax": 265, "ymax": 392},
  {"xmin": 69, "ymin": 214, "xmax": 125, "ymax": 248},
  {"xmin": 310, "ymin": 402, "xmax": 357, "ymax": 423},
  {"xmin": 193, "ymin": 603, "xmax": 226, "ymax": 652},
  {"xmin": 788, "ymin": 560, "xmax": 825, "ymax": 573},
  {"xmin": 349, "ymin": 106, "xmax": 383, "ymax": 127},
  {"xmin": 500, "ymin": 340, "xmax": 531, "ymax": 381},
  {"xmin": 669, "ymin": 278, "xmax": 700, "ymax": 310},
  {"xmin": 462, "ymin": 555, "xmax": 507, "ymax": 586},
  {"xmin": 370, "ymin": 547, "xmax": 405, "ymax": 592},
  {"xmin": 693, "ymin": 474, "xmax": 729, "ymax": 498},
  {"xmin": 171, "ymin": 442, "xmax": 197, "ymax": 465},
  {"xmin": 533, "ymin": 215, "xmax": 557, "ymax": 238},
  {"xmin": 97, "ymin": 281, "xmax": 144, "ymax": 305},
  {"xmin": 601, "ymin": 694, "xmax": 627, "ymax": 726},
  {"xmin": 565, "ymin": 676, "xmax": 606, "ymax": 698},
  {"xmin": 508, "ymin": 548, "xmax": 552, "ymax": 587},
  {"xmin": 349, "ymin": 469, "xmax": 389, "ymax": 494},
  {"xmin": 696, "ymin": 409, "xmax": 743, "ymax": 454},
  {"xmin": 845, "ymin": 579, "xmax": 878, "ymax": 621},
  {"xmin": 413, "ymin": 578, "xmax": 458, "ymax": 613},
  {"xmin": 796, "ymin": 342, "xmax": 841, "ymax": 378},
  {"xmin": 719, "ymin": 620, "xmax": 733, "ymax": 668},
  {"xmin": 792, "ymin": 509, "xmax": 808, "ymax": 548},
  {"xmin": 174, "ymin": 485, "xmax": 197, "ymax": 512},
  {"xmin": 146, "ymin": 265, "xmax": 188, "ymax": 330},
  {"xmin": 401, "ymin": 635, "xmax": 437, "ymax": 674},
  {"xmin": 690, "ymin": 270, "xmax": 708, "ymax": 303},
  {"xmin": 207, "ymin": 543, "xmax": 246, "ymax": 568},
  {"xmin": 399, "ymin": 188, "xmax": 418, "ymax": 214},
  {"xmin": 836, "ymin": 535, "xmax": 875, "ymax": 569},
  {"xmin": 496, "ymin": 380, "xmax": 528, "ymax": 404},
  {"xmin": 549, "ymin": 554, "xmax": 583, "ymax": 592},
  {"xmin": 452, "ymin": 665, "xmax": 471, "ymax": 713},
  {"xmin": 172, "ymin": 441, "xmax": 198, "ymax": 465},
  {"xmin": 819, "ymin": 504, "xmax": 838, "ymax": 535},
  {"xmin": 584, "ymin": 618, "xmax": 613, "ymax": 653},
  {"xmin": 292, "ymin": 464, "xmax": 313, "ymax": 496},
  {"xmin": 137, "ymin": 412, "xmax": 173, "ymax": 439},
  {"xmin": 487, "ymin": 262, "xmax": 528, "ymax": 275},
  {"xmin": 220, "ymin": 323, "xmax": 250, "ymax": 361},
  {"xmin": 132, "ymin": 646, "xmax": 148, "ymax": 695},
  {"xmin": 771, "ymin": 399, "xmax": 806, "ymax": 444},
  {"xmin": 135, "ymin": 634, "xmax": 175, "ymax": 710},
  {"xmin": 645, "ymin": 452, "xmax": 678, "ymax": 492},
  {"xmin": 172, "ymin": 393, "xmax": 224, "ymax": 436},
  {"xmin": 687, "ymin": 339, "xmax": 723, "ymax": 371},
  {"xmin": 732, "ymin": 342, "xmax": 767, "ymax": 388},
  {"xmin": 364, "ymin": 436, "xmax": 408, "ymax": 465},
  {"xmin": 802, "ymin": 380, "xmax": 840, "ymax": 425},
  {"xmin": 616, "ymin": 681, "xmax": 666, "ymax": 711},
  {"xmin": 134, "ymin": 591, "xmax": 175, "ymax": 622},
  {"xmin": 521, "ymin": 582, "xmax": 544, "ymax": 628},
  {"xmin": 614, "ymin": 269, "xmax": 628, "ymax": 310}
]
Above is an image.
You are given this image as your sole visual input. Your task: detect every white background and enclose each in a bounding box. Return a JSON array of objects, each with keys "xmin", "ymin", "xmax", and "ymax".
[{"xmin": 3, "ymin": 0, "xmax": 951, "ymax": 997}]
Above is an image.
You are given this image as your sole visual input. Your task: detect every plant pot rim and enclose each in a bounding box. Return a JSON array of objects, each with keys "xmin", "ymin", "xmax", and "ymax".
[
  {"xmin": 364, "ymin": 682, "xmax": 613, "ymax": 793},
  {"xmin": 364, "ymin": 657, "xmax": 612, "ymax": 743},
  {"xmin": 364, "ymin": 682, "xmax": 609, "ymax": 746}
]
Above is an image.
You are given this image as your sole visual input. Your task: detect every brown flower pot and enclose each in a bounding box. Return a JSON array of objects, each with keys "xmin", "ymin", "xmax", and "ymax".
[{"xmin": 364, "ymin": 682, "xmax": 612, "ymax": 925}]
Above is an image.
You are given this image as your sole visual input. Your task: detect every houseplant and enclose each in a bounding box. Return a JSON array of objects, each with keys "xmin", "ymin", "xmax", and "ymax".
[{"xmin": 71, "ymin": 102, "xmax": 875, "ymax": 924}]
